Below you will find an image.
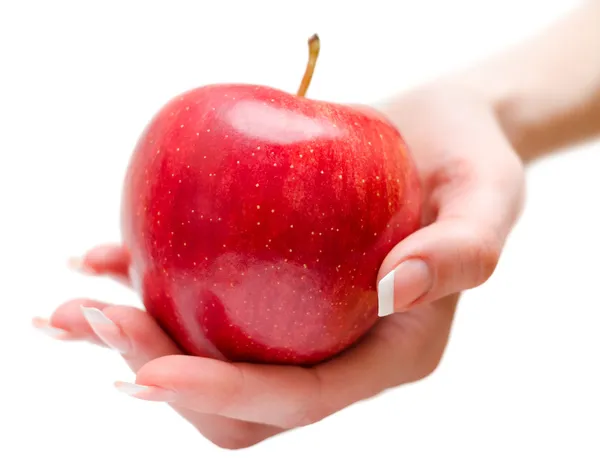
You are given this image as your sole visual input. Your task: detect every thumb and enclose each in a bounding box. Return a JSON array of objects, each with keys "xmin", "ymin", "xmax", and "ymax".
[
  {"xmin": 376, "ymin": 173, "xmax": 523, "ymax": 316},
  {"xmin": 377, "ymin": 218, "xmax": 501, "ymax": 316}
]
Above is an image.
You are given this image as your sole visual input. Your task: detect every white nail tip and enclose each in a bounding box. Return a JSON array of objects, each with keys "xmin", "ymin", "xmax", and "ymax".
[
  {"xmin": 377, "ymin": 269, "xmax": 395, "ymax": 317},
  {"xmin": 68, "ymin": 257, "xmax": 93, "ymax": 273},
  {"xmin": 67, "ymin": 256, "xmax": 83, "ymax": 268},
  {"xmin": 81, "ymin": 306, "xmax": 129, "ymax": 353},
  {"xmin": 81, "ymin": 306, "xmax": 114, "ymax": 326},
  {"xmin": 115, "ymin": 382, "xmax": 149, "ymax": 396},
  {"xmin": 36, "ymin": 324, "xmax": 69, "ymax": 339},
  {"xmin": 114, "ymin": 382, "xmax": 176, "ymax": 402}
]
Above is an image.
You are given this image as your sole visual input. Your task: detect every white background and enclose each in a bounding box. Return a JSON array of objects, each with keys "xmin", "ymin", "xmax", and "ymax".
[{"xmin": 1, "ymin": 0, "xmax": 599, "ymax": 464}]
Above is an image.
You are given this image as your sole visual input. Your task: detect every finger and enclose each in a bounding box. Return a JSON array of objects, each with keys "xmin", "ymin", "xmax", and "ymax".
[
  {"xmin": 69, "ymin": 243, "xmax": 131, "ymax": 286},
  {"xmin": 32, "ymin": 298, "xmax": 114, "ymax": 345},
  {"xmin": 80, "ymin": 305, "xmax": 280, "ymax": 448},
  {"xmin": 33, "ymin": 298, "xmax": 181, "ymax": 367},
  {"xmin": 35, "ymin": 299, "xmax": 277, "ymax": 448},
  {"xmin": 36, "ymin": 299, "xmax": 276, "ymax": 447},
  {"xmin": 83, "ymin": 305, "xmax": 184, "ymax": 371},
  {"xmin": 32, "ymin": 317, "xmax": 82, "ymax": 341},
  {"xmin": 118, "ymin": 299, "xmax": 456, "ymax": 429},
  {"xmin": 377, "ymin": 216, "xmax": 501, "ymax": 314},
  {"xmin": 377, "ymin": 129, "xmax": 524, "ymax": 315},
  {"xmin": 317, "ymin": 294, "xmax": 458, "ymax": 410},
  {"xmin": 120, "ymin": 356, "xmax": 318, "ymax": 428}
]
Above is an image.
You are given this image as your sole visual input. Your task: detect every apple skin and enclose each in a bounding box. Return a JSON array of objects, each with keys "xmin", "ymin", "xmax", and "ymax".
[{"xmin": 120, "ymin": 83, "xmax": 422, "ymax": 365}]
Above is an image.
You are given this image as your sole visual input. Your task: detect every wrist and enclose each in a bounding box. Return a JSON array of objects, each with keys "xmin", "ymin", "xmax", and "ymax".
[
  {"xmin": 445, "ymin": 2, "xmax": 600, "ymax": 163},
  {"xmin": 447, "ymin": 64, "xmax": 534, "ymax": 161}
]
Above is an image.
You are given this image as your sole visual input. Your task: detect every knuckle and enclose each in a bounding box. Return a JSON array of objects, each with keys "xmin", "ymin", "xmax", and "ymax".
[
  {"xmin": 464, "ymin": 226, "xmax": 502, "ymax": 286},
  {"xmin": 108, "ymin": 305, "xmax": 147, "ymax": 328},
  {"xmin": 211, "ymin": 365, "xmax": 247, "ymax": 417},
  {"xmin": 414, "ymin": 351, "xmax": 444, "ymax": 381},
  {"xmin": 103, "ymin": 305, "xmax": 156, "ymax": 344},
  {"xmin": 287, "ymin": 371, "xmax": 329, "ymax": 428},
  {"xmin": 292, "ymin": 403, "xmax": 326, "ymax": 427}
]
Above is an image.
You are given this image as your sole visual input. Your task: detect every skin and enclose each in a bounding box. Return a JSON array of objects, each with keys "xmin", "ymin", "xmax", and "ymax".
[{"xmin": 34, "ymin": 0, "xmax": 600, "ymax": 450}]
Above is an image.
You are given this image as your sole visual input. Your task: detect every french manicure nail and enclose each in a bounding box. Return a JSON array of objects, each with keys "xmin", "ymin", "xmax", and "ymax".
[
  {"xmin": 32, "ymin": 318, "xmax": 71, "ymax": 339},
  {"xmin": 81, "ymin": 306, "xmax": 130, "ymax": 353},
  {"xmin": 114, "ymin": 381, "xmax": 177, "ymax": 402},
  {"xmin": 67, "ymin": 256, "xmax": 94, "ymax": 274},
  {"xmin": 377, "ymin": 259, "xmax": 432, "ymax": 316}
]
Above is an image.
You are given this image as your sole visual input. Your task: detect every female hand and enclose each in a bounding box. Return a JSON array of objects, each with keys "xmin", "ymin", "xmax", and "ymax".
[{"xmin": 33, "ymin": 81, "xmax": 525, "ymax": 449}]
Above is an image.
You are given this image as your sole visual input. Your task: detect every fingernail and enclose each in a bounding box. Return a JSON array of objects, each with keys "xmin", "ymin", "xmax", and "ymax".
[
  {"xmin": 378, "ymin": 259, "xmax": 432, "ymax": 316},
  {"xmin": 114, "ymin": 381, "xmax": 177, "ymax": 402},
  {"xmin": 32, "ymin": 317, "xmax": 71, "ymax": 339},
  {"xmin": 68, "ymin": 256, "xmax": 94, "ymax": 274},
  {"xmin": 81, "ymin": 306, "xmax": 130, "ymax": 353}
]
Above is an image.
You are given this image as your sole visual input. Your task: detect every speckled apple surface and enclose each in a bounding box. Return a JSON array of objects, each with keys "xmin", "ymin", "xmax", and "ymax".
[{"xmin": 121, "ymin": 83, "xmax": 421, "ymax": 365}]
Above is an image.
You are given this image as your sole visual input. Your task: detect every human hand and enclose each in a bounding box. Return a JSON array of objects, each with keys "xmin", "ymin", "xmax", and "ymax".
[
  {"xmin": 375, "ymin": 81, "xmax": 525, "ymax": 316},
  {"xmin": 33, "ymin": 81, "xmax": 524, "ymax": 449},
  {"xmin": 34, "ymin": 245, "xmax": 458, "ymax": 449}
]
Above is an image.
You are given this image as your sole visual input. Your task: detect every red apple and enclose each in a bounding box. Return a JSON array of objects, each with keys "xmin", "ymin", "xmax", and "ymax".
[{"xmin": 120, "ymin": 35, "xmax": 422, "ymax": 365}]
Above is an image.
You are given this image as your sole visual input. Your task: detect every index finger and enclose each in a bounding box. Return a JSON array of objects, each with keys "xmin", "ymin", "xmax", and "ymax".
[{"xmin": 69, "ymin": 243, "xmax": 131, "ymax": 286}]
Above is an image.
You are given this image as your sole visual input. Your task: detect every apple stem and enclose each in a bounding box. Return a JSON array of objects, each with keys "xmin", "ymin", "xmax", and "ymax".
[{"xmin": 297, "ymin": 34, "xmax": 320, "ymax": 97}]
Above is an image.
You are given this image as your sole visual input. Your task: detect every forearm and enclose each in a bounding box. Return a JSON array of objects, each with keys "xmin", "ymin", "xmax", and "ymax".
[{"xmin": 459, "ymin": 1, "xmax": 600, "ymax": 162}]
